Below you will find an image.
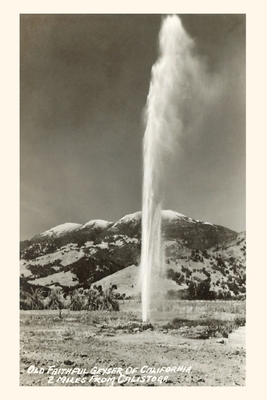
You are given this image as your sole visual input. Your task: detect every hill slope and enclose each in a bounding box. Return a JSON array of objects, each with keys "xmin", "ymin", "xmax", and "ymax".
[{"xmin": 20, "ymin": 211, "xmax": 245, "ymax": 299}]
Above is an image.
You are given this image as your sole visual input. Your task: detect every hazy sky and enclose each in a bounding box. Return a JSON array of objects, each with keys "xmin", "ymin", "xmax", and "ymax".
[{"xmin": 20, "ymin": 14, "xmax": 245, "ymax": 240}]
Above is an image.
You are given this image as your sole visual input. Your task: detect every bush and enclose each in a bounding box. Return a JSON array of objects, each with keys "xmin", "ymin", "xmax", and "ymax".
[
  {"xmin": 166, "ymin": 268, "xmax": 184, "ymax": 285},
  {"xmin": 20, "ymin": 287, "xmax": 45, "ymax": 310},
  {"xmin": 68, "ymin": 286, "xmax": 120, "ymax": 312},
  {"xmin": 164, "ymin": 316, "xmax": 246, "ymax": 339},
  {"xmin": 69, "ymin": 289, "xmax": 84, "ymax": 311},
  {"xmin": 45, "ymin": 288, "xmax": 66, "ymax": 318},
  {"xmin": 187, "ymin": 278, "xmax": 216, "ymax": 300}
]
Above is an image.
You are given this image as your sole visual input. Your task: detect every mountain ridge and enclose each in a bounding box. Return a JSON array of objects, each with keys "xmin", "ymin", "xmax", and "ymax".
[{"xmin": 20, "ymin": 210, "xmax": 245, "ymax": 300}]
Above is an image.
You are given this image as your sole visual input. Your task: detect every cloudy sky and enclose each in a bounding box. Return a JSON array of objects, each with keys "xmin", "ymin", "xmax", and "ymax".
[{"xmin": 20, "ymin": 14, "xmax": 245, "ymax": 240}]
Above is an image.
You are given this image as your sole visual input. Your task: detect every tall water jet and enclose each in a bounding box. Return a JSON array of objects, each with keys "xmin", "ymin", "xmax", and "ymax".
[{"xmin": 140, "ymin": 15, "xmax": 198, "ymax": 322}]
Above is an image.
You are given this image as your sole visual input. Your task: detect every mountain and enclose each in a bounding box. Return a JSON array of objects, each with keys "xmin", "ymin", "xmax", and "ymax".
[
  {"xmin": 37, "ymin": 222, "xmax": 83, "ymax": 238},
  {"xmin": 20, "ymin": 210, "xmax": 245, "ymax": 299}
]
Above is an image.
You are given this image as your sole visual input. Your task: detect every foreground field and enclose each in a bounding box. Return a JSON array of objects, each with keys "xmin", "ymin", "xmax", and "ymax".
[{"xmin": 20, "ymin": 300, "xmax": 246, "ymax": 387}]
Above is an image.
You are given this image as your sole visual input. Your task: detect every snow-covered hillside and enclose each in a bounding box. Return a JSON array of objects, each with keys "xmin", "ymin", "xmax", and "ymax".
[
  {"xmin": 39, "ymin": 223, "xmax": 83, "ymax": 238},
  {"xmin": 81, "ymin": 219, "xmax": 111, "ymax": 230},
  {"xmin": 112, "ymin": 211, "xmax": 142, "ymax": 227},
  {"xmin": 20, "ymin": 210, "xmax": 244, "ymax": 299}
]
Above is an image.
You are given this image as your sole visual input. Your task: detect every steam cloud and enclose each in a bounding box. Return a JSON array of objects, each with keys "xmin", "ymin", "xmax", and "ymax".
[{"xmin": 140, "ymin": 15, "xmax": 220, "ymax": 322}]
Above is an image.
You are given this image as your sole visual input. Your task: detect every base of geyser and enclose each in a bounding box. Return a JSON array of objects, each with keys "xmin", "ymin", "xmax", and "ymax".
[
  {"xmin": 143, "ymin": 300, "xmax": 166, "ymax": 323},
  {"xmin": 116, "ymin": 320, "xmax": 154, "ymax": 332},
  {"xmin": 139, "ymin": 271, "xmax": 167, "ymax": 323}
]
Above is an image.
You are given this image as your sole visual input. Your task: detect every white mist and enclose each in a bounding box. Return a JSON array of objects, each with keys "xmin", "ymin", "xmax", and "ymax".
[{"xmin": 140, "ymin": 15, "xmax": 197, "ymax": 322}]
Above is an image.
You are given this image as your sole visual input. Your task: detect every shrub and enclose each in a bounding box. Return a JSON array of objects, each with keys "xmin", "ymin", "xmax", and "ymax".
[
  {"xmin": 164, "ymin": 316, "xmax": 246, "ymax": 339},
  {"xmin": 20, "ymin": 287, "xmax": 45, "ymax": 310},
  {"xmin": 46, "ymin": 288, "xmax": 66, "ymax": 318},
  {"xmin": 100, "ymin": 288, "xmax": 120, "ymax": 311},
  {"xmin": 69, "ymin": 289, "xmax": 84, "ymax": 311},
  {"xmin": 69, "ymin": 286, "xmax": 120, "ymax": 312},
  {"xmin": 166, "ymin": 268, "xmax": 184, "ymax": 285},
  {"xmin": 187, "ymin": 278, "xmax": 216, "ymax": 300}
]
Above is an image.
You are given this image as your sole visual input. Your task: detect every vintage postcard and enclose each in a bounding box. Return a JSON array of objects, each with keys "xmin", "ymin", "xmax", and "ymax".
[{"xmin": 1, "ymin": 0, "xmax": 263, "ymax": 398}]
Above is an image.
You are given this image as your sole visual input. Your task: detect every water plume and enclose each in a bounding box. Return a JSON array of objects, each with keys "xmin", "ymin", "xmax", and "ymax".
[{"xmin": 140, "ymin": 15, "xmax": 201, "ymax": 322}]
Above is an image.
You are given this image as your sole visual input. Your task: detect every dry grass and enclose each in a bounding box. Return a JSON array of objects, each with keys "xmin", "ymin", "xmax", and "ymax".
[
  {"xmin": 119, "ymin": 299, "xmax": 245, "ymax": 323},
  {"xmin": 20, "ymin": 299, "xmax": 245, "ymax": 332}
]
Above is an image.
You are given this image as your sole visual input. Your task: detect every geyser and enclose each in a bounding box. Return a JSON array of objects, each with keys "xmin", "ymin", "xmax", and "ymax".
[{"xmin": 140, "ymin": 15, "xmax": 197, "ymax": 322}]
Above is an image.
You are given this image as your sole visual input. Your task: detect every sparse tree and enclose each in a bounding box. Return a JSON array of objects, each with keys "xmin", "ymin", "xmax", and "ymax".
[
  {"xmin": 69, "ymin": 289, "xmax": 84, "ymax": 311},
  {"xmin": 100, "ymin": 287, "xmax": 120, "ymax": 311},
  {"xmin": 20, "ymin": 287, "xmax": 45, "ymax": 310},
  {"xmin": 46, "ymin": 288, "xmax": 65, "ymax": 318}
]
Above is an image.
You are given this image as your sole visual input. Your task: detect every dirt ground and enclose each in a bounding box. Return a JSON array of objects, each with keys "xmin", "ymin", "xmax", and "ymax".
[{"xmin": 20, "ymin": 303, "xmax": 246, "ymax": 387}]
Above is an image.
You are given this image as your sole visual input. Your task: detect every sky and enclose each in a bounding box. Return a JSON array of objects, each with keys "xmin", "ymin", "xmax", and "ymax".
[{"xmin": 20, "ymin": 14, "xmax": 245, "ymax": 240}]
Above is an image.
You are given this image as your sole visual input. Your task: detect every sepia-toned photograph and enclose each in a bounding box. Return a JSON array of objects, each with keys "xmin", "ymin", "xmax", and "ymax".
[{"xmin": 19, "ymin": 13, "xmax": 246, "ymax": 387}]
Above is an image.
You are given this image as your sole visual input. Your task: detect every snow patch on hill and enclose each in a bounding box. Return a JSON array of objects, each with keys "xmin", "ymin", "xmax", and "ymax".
[
  {"xmin": 109, "ymin": 235, "xmax": 139, "ymax": 244},
  {"xmin": 40, "ymin": 223, "xmax": 83, "ymax": 238},
  {"xmin": 20, "ymin": 262, "xmax": 33, "ymax": 278},
  {"xmin": 81, "ymin": 219, "xmax": 111, "ymax": 229},
  {"xmin": 113, "ymin": 211, "xmax": 142, "ymax": 226},
  {"xmin": 161, "ymin": 210, "xmax": 215, "ymax": 226},
  {"xmin": 35, "ymin": 211, "xmax": 216, "ymax": 240},
  {"xmin": 95, "ymin": 242, "xmax": 109, "ymax": 249},
  {"xmin": 162, "ymin": 210, "xmax": 187, "ymax": 220},
  {"xmin": 114, "ymin": 239, "xmax": 124, "ymax": 246}
]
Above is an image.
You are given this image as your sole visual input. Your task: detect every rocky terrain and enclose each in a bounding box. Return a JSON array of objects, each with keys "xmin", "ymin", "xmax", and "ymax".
[{"xmin": 20, "ymin": 301, "xmax": 246, "ymax": 387}]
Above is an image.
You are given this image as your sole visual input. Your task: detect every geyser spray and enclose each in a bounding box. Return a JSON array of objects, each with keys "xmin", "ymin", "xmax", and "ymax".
[{"xmin": 140, "ymin": 15, "xmax": 197, "ymax": 322}]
